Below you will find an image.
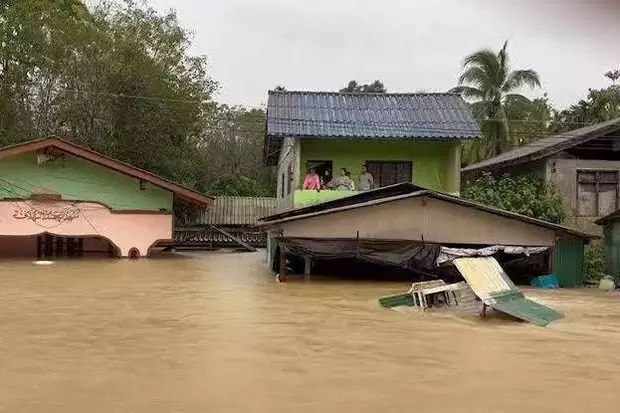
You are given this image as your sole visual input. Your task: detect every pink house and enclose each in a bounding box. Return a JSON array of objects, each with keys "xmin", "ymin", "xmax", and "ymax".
[{"xmin": 0, "ymin": 137, "xmax": 212, "ymax": 258}]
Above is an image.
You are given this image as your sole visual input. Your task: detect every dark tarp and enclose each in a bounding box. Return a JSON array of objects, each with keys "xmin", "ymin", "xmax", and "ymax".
[{"xmin": 278, "ymin": 238, "xmax": 440, "ymax": 270}]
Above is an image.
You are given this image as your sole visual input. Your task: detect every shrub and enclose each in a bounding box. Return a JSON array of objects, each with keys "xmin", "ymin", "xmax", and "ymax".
[
  {"xmin": 462, "ymin": 173, "xmax": 566, "ymax": 224},
  {"xmin": 584, "ymin": 243, "xmax": 607, "ymax": 283}
]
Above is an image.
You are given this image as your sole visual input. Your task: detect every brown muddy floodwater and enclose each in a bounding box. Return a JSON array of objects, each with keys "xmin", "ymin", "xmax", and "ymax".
[{"xmin": 1, "ymin": 251, "xmax": 620, "ymax": 413}]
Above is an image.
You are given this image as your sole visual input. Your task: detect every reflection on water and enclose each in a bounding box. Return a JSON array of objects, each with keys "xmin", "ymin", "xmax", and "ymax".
[{"xmin": 1, "ymin": 251, "xmax": 619, "ymax": 412}]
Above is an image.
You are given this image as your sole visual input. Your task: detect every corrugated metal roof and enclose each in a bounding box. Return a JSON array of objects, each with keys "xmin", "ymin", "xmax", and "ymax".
[
  {"xmin": 201, "ymin": 196, "xmax": 278, "ymax": 226},
  {"xmin": 463, "ymin": 117, "xmax": 620, "ymax": 172},
  {"xmin": 266, "ymin": 91, "xmax": 482, "ymax": 140}
]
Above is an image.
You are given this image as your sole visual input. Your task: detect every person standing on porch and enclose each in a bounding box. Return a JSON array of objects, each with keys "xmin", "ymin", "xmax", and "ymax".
[
  {"xmin": 303, "ymin": 168, "xmax": 322, "ymax": 191},
  {"xmin": 358, "ymin": 164, "xmax": 374, "ymax": 191},
  {"xmin": 327, "ymin": 168, "xmax": 355, "ymax": 191}
]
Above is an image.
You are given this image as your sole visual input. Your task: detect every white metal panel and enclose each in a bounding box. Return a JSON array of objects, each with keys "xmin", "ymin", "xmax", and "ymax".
[{"xmin": 452, "ymin": 257, "xmax": 516, "ymax": 301}]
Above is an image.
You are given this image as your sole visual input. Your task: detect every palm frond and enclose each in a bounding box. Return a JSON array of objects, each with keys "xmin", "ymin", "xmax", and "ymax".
[
  {"xmin": 502, "ymin": 69, "xmax": 541, "ymax": 92},
  {"xmin": 497, "ymin": 40, "xmax": 509, "ymax": 84},
  {"xmin": 458, "ymin": 67, "xmax": 490, "ymax": 89},
  {"xmin": 470, "ymin": 100, "xmax": 494, "ymax": 118},
  {"xmin": 462, "ymin": 49, "xmax": 500, "ymax": 73},
  {"xmin": 450, "ymin": 86, "xmax": 485, "ymax": 100},
  {"xmin": 504, "ymin": 93, "xmax": 532, "ymax": 106}
]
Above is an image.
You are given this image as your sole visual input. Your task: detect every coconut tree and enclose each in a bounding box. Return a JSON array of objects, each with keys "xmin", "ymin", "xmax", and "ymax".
[
  {"xmin": 605, "ymin": 70, "xmax": 620, "ymax": 85},
  {"xmin": 452, "ymin": 41, "xmax": 541, "ymax": 162}
]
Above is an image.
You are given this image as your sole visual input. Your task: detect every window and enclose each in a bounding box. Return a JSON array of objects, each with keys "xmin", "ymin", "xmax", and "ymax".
[
  {"xmin": 577, "ymin": 170, "xmax": 618, "ymax": 217},
  {"xmin": 305, "ymin": 160, "xmax": 333, "ymax": 188},
  {"xmin": 365, "ymin": 161, "xmax": 412, "ymax": 188}
]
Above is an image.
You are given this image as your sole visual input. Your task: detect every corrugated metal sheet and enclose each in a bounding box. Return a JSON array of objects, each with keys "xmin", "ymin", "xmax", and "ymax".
[
  {"xmin": 453, "ymin": 257, "xmax": 516, "ymax": 300},
  {"xmin": 463, "ymin": 117, "xmax": 620, "ymax": 172},
  {"xmin": 453, "ymin": 257, "xmax": 564, "ymax": 326},
  {"xmin": 491, "ymin": 291, "xmax": 564, "ymax": 327},
  {"xmin": 553, "ymin": 238, "xmax": 585, "ymax": 287},
  {"xmin": 266, "ymin": 90, "xmax": 482, "ymax": 140},
  {"xmin": 201, "ymin": 196, "xmax": 278, "ymax": 226}
]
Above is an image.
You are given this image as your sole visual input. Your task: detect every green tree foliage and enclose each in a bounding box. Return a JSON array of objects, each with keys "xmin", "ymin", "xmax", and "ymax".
[
  {"xmin": 551, "ymin": 86, "xmax": 620, "ymax": 132},
  {"xmin": 452, "ymin": 41, "xmax": 541, "ymax": 164},
  {"xmin": 340, "ymin": 80, "xmax": 387, "ymax": 93},
  {"xmin": 584, "ymin": 243, "xmax": 607, "ymax": 283},
  {"xmin": 0, "ymin": 0, "xmax": 272, "ymax": 196},
  {"xmin": 462, "ymin": 173, "xmax": 566, "ymax": 224},
  {"xmin": 604, "ymin": 69, "xmax": 620, "ymax": 85},
  {"xmin": 504, "ymin": 94, "xmax": 554, "ymax": 146},
  {"xmin": 197, "ymin": 106, "xmax": 275, "ymax": 196}
]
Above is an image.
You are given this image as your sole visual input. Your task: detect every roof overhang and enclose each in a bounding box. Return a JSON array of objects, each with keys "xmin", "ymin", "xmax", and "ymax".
[
  {"xmin": 463, "ymin": 117, "xmax": 620, "ymax": 173},
  {"xmin": 260, "ymin": 184, "xmax": 597, "ymax": 241}
]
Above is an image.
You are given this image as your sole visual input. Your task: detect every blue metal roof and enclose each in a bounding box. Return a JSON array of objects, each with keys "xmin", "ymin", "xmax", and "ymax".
[{"xmin": 266, "ymin": 90, "xmax": 482, "ymax": 140}]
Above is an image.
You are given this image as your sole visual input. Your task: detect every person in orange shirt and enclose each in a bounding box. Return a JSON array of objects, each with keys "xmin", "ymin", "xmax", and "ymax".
[{"xmin": 303, "ymin": 168, "xmax": 322, "ymax": 191}]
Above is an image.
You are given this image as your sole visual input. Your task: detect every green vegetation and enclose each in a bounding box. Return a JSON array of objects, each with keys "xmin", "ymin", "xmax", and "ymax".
[
  {"xmin": 462, "ymin": 173, "xmax": 566, "ymax": 224},
  {"xmin": 454, "ymin": 40, "xmax": 620, "ymax": 166},
  {"xmin": 584, "ymin": 244, "xmax": 607, "ymax": 283},
  {"xmin": 451, "ymin": 41, "xmax": 541, "ymax": 164},
  {"xmin": 0, "ymin": 0, "xmax": 272, "ymax": 196},
  {"xmin": 339, "ymin": 80, "xmax": 387, "ymax": 93},
  {"xmin": 1, "ymin": 1, "xmax": 618, "ymax": 199}
]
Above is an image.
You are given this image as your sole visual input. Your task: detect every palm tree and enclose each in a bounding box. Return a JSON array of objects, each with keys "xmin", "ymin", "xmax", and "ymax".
[
  {"xmin": 605, "ymin": 70, "xmax": 620, "ymax": 85},
  {"xmin": 452, "ymin": 41, "xmax": 541, "ymax": 161}
]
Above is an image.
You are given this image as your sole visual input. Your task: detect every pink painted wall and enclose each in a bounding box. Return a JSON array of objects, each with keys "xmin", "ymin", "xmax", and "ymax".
[{"xmin": 0, "ymin": 201, "xmax": 172, "ymax": 257}]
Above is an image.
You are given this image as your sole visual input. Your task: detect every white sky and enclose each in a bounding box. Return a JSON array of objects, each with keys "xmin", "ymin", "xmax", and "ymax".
[{"xmin": 146, "ymin": 0, "xmax": 620, "ymax": 110}]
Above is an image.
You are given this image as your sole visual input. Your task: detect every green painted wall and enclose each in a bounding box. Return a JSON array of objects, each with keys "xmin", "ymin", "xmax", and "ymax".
[
  {"xmin": 603, "ymin": 222, "xmax": 620, "ymax": 282},
  {"xmin": 294, "ymin": 189, "xmax": 355, "ymax": 208},
  {"xmin": 0, "ymin": 152, "xmax": 173, "ymax": 211},
  {"xmin": 299, "ymin": 139, "xmax": 460, "ymax": 194},
  {"xmin": 553, "ymin": 238, "xmax": 585, "ymax": 287}
]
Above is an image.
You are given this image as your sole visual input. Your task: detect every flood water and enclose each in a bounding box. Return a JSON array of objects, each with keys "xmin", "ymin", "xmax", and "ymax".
[{"xmin": 1, "ymin": 251, "xmax": 619, "ymax": 412}]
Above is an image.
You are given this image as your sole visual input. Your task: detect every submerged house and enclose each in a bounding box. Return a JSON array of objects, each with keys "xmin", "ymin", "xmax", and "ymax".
[
  {"xmin": 261, "ymin": 183, "xmax": 595, "ymax": 287},
  {"xmin": 264, "ymin": 90, "xmax": 481, "ymax": 210},
  {"xmin": 463, "ymin": 117, "xmax": 620, "ymax": 235},
  {"xmin": 261, "ymin": 90, "xmax": 596, "ymax": 287},
  {"xmin": 0, "ymin": 137, "xmax": 212, "ymax": 258}
]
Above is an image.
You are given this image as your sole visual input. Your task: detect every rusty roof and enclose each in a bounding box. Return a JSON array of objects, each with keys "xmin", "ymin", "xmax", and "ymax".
[{"xmin": 463, "ymin": 117, "xmax": 620, "ymax": 173}]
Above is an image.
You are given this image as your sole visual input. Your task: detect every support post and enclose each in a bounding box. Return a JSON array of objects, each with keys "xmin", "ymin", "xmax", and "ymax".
[
  {"xmin": 304, "ymin": 256, "xmax": 312, "ymax": 280},
  {"xmin": 277, "ymin": 250, "xmax": 287, "ymax": 282}
]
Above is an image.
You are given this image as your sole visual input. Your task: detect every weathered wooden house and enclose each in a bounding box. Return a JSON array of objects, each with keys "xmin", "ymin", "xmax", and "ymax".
[
  {"xmin": 264, "ymin": 90, "xmax": 481, "ymax": 211},
  {"xmin": 463, "ymin": 117, "xmax": 620, "ymax": 235},
  {"xmin": 0, "ymin": 137, "xmax": 212, "ymax": 258}
]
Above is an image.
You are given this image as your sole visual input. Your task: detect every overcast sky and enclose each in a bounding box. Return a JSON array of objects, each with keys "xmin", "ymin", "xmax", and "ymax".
[{"xmin": 147, "ymin": 0, "xmax": 620, "ymax": 110}]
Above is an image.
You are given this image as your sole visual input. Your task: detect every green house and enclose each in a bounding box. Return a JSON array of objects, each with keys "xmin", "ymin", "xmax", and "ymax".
[
  {"xmin": 596, "ymin": 210, "xmax": 620, "ymax": 282},
  {"xmin": 264, "ymin": 90, "xmax": 482, "ymax": 211}
]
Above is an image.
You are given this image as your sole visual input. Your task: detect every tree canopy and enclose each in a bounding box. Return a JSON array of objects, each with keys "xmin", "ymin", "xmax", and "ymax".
[
  {"xmin": 0, "ymin": 0, "xmax": 273, "ymax": 196},
  {"xmin": 462, "ymin": 173, "xmax": 566, "ymax": 224},
  {"xmin": 452, "ymin": 41, "xmax": 541, "ymax": 164},
  {"xmin": 339, "ymin": 80, "xmax": 387, "ymax": 93}
]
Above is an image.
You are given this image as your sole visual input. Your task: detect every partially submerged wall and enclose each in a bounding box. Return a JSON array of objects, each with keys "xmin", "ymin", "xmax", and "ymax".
[
  {"xmin": 0, "ymin": 200, "xmax": 172, "ymax": 257},
  {"xmin": 274, "ymin": 196, "xmax": 557, "ymax": 247}
]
